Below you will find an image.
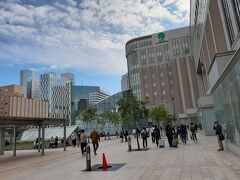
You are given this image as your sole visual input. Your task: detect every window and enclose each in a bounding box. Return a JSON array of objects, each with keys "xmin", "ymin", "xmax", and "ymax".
[
  {"xmin": 155, "ymin": 45, "xmax": 164, "ymax": 62},
  {"xmin": 148, "ymin": 47, "xmax": 155, "ymax": 64},
  {"xmin": 153, "ymin": 83, "xmax": 156, "ymax": 87},
  {"xmin": 233, "ymin": 0, "xmax": 240, "ymax": 32},
  {"xmin": 144, "ymin": 75, "xmax": 147, "ymax": 80},
  {"xmin": 161, "ymin": 82, "xmax": 165, "ymax": 86},
  {"xmin": 169, "ymin": 72, "xmax": 172, "ymax": 76},
  {"xmin": 222, "ymin": 0, "xmax": 236, "ymax": 44},
  {"xmin": 146, "ymin": 93, "xmax": 149, "ymax": 97},
  {"xmin": 181, "ymin": 36, "xmax": 190, "ymax": 54},
  {"xmin": 162, "ymin": 91, "xmax": 166, "ymax": 95},
  {"xmin": 160, "ymin": 73, "xmax": 164, "ymax": 77},
  {"xmin": 194, "ymin": 0, "xmax": 200, "ymax": 25},
  {"xmin": 164, "ymin": 44, "xmax": 169, "ymax": 60},
  {"xmin": 140, "ymin": 50, "xmax": 147, "ymax": 65},
  {"xmin": 172, "ymin": 39, "xmax": 180, "ymax": 56},
  {"xmin": 154, "ymin": 92, "xmax": 157, "ymax": 96}
]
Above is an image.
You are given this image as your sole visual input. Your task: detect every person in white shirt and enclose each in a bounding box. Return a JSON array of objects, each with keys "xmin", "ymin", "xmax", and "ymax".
[
  {"xmin": 71, "ymin": 132, "xmax": 77, "ymax": 147},
  {"xmin": 132, "ymin": 128, "xmax": 136, "ymax": 138},
  {"xmin": 150, "ymin": 126, "xmax": 155, "ymax": 143},
  {"xmin": 80, "ymin": 129, "xmax": 87, "ymax": 155}
]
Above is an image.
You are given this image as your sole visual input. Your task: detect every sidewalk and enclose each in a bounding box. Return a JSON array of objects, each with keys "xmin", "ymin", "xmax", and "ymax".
[{"xmin": 0, "ymin": 134, "xmax": 240, "ymax": 180}]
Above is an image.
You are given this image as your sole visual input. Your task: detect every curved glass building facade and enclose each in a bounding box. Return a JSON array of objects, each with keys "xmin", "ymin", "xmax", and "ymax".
[{"xmin": 76, "ymin": 90, "xmax": 144, "ymax": 134}]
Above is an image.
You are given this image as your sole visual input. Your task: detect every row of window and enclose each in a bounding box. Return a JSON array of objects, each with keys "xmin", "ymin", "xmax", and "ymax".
[
  {"xmin": 222, "ymin": 0, "xmax": 240, "ymax": 45},
  {"xmin": 128, "ymin": 38, "xmax": 190, "ymax": 66},
  {"xmin": 145, "ymin": 89, "xmax": 175, "ymax": 98},
  {"xmin": 126, "ymin": 36, "xmax": 190, "ymax": 57},
  {"xmin": 126, "ymin": 37, "xmax": 152, "ymax": 54}
]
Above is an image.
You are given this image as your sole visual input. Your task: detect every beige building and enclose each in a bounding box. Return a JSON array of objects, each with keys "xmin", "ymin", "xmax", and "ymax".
[
  {"xmin": 0, "ymin": 84, "xmax": 24, "ymax": 97},
  {"xmin": 0, "ymin": 85, "xmax": 48, "ymax": 118},
  {"xmin": 190, "ymin": 0, "xmax": 240, "ymax": 155},
  {"xmin": 190, "ymin": 0, "xmax": 240, "ymax": 95},
  {"xmin": 125, "ymin": 27, "xmax": 199, "ymax": 118}
]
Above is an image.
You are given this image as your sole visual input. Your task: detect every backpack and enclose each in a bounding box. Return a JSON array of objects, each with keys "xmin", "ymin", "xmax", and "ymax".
[
  {"xmin": 141, "ymin": 130, "xmax": 146, "ymax": 138},
  {"xmin": 219, "ymin": 133, "xmax": 225, "ymax": 141}
]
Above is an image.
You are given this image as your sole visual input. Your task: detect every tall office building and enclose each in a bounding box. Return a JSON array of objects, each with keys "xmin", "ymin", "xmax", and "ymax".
[
  {"xmin": 125, "ymin": 27, "xmax": 199, "ymax": 118},
  {"xmin": 39, "ymin": 72, "xmax": 71, "ymax": 122},
  {"xmin": 20, "ymin": 69, "xmax": 35, "ymax": 99},
  {"xmin": 88, "ymin": 90, "xmax": 109, "ymax": 106},
  {"xmin": 71, "ymin": 85, "xmax": 100, "ymax": 112},
  {"xmin": 121, "ymin": 73, "xmax": 130, "ymax": 91},
  {"xmin": 61, "ymin": 73, "xmax": 75, "ymax": 85},
  {"xmin": 190, "ymin": 0, "xmax": 240, "ymax": 155},
  {"xmin": 31, "ymin": 80, "xmax": 40, "ymax": 99}
]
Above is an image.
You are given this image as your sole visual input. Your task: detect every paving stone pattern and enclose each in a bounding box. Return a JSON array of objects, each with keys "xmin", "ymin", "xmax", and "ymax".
[{"xmin": 0, "ymin": 133, "xmax": 240, "ymax": 180}]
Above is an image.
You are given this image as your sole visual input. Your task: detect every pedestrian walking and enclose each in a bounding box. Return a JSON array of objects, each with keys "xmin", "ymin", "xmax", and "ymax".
[
  {"xmin": 120, "ymin": 130, "xmax": 124, "ymax": 142},
  {"xmin": 71, "ymin": 132, "xmax": 77, "ymax": 147},
  {"xmin": 213, "ymin": 121, "xmax": 224, "ymax": 151},
  {"xmin": 132, "ymin": 128, "xmax": 136, "ymax": 138},
  {"xmin": 90, "ymin": 128, "xmax": 100, "ymax": 155},
  {"xmin": 77, "ymin": 130, "xmax": 82, "ymax": 147},
  {"xmin": 179, "ymin": 124, "xmax": 187, "ymax": 144},
  {"xmin": 165, "ymin": 123, "xmax": 174, "ymax": 147},
  {"xmin": 123, "ymin": 128, "xmax": 128, "ymax": 142},
  {"xmin": 141, "ymin": 127, "xmax": 148, "ymax": 148},
  {"xmin": 150, "ymin": 126, "xmax": 155, "ymax": 143},
  {"xmin": 190, "ymin": 123, "xmax": 198, "ymax": 143},
  {"xmin": 154, "ymin": 125, "xmax": 161, "ymax": 147},
  {"xmin": 80, "ymin": 129, "xmax": 87, "ymax": 155},
  {"xmin": 54, "ymin": 136, "xmax": 58, "ymax": 148}
]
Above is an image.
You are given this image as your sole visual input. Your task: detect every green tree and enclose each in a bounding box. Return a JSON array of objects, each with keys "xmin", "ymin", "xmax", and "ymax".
[
  {"xmin": 82, "ymin": 107, "xmax": 97, "ymax": 130},
  {"xmin": 100, "ymin": 110, "xmax": 120, "ymax": 137},
  {"xmin": 71, "ymin": 110, "xmax": 81, "ymax": 125},
  {"xmin": 117, "ymin": 91, "xmax": 149, "ymax": 150},
  {"xmin": 110, "ymin": 111, "xmax": 120, "ymax": 130},
  {"xmin": 149, "ymin": 105, "xmax": 168, "ymax": 126},
  {"xmin": 165, "ymin": 114, "xmax": 177, "ymax": 123}
]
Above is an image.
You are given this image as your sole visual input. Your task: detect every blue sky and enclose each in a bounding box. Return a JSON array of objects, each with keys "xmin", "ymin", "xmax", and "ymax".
[{"xmin": 0, "ymin": 0, "xmax": 190, "ymax": 95}]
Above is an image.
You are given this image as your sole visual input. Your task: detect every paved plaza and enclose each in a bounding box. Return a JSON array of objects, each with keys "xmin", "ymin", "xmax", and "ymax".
[{"xmin": 0, "ymin": 133, "xmax": 240, "ymax": 180}]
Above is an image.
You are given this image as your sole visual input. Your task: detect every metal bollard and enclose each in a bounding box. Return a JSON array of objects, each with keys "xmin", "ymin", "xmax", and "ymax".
[
  {"xmin": 86, "ymin": 145, "xmax": 91, "ymax": 171},
  {"xmin": 128, "ymin": 136, "xmax": 132, "ymax": 151}
]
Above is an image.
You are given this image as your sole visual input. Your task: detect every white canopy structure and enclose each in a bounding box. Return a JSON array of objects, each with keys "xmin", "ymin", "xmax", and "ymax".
[{"xmin": 20, "ymin": 126, "xmax": 78, "ymax": 141}]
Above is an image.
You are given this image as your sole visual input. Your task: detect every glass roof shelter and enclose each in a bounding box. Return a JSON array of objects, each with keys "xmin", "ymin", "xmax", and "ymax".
[{"xmin": 0, "ymin": 116, "xmax": 67, "ymax": 157}]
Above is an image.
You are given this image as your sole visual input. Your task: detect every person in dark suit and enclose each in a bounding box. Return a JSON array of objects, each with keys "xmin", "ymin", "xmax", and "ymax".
[
  {"xmin": 165, "ymin": 123, "xmax": 173, "ymax": 147},
  {"xmin": 154, "ymin": 125, "xmax": 161, "ymax": 147},
  {"xmin": 213, "ymin": 121, "xmax": 224, "ymax": 151}
]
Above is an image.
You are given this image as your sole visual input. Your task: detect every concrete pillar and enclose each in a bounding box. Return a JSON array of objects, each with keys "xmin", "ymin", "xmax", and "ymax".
[
  {"xmin": 38, "ymin": 125, "xmax": 41, "ymax": 153},
  {"xmin": 0, "ymin": 128, "xmax": 5, "ymax": 155},
  {"xmin": 13, "ymin": 125, "xmax": 16, "ymax": 157},
  {"xmin": 41, "ymin": 123, "xmax": 45, "ymax": 156},
  {"xmin": 63, "ymin": 123, "xmax": 66, "ymax": 151}
]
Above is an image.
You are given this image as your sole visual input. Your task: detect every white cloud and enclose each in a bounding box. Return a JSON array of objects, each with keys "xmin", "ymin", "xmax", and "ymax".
[{"xmin": 0, "ymin": 0, "xmax": 190, "ymax": 75}]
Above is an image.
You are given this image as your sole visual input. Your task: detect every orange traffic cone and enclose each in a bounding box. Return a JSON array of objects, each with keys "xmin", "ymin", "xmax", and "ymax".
[{"xmin": 102, "ymin": 153, "xmax": 108, "ymax": 170}]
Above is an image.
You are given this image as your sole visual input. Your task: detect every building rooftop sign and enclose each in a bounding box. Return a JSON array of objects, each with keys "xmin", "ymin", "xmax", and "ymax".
[{"xmin": 158, "ymin": 32, "xmax": 165, "ymax": 42}]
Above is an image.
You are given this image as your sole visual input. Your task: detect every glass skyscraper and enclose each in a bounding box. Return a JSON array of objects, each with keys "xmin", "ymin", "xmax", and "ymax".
[
  {"xmin": 40, "ymin": 72, "xmax": 71, "ymax": 123},
  {"xmin": 20, "ymin": 69, "xmax": 34, "ymax": 99}
]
